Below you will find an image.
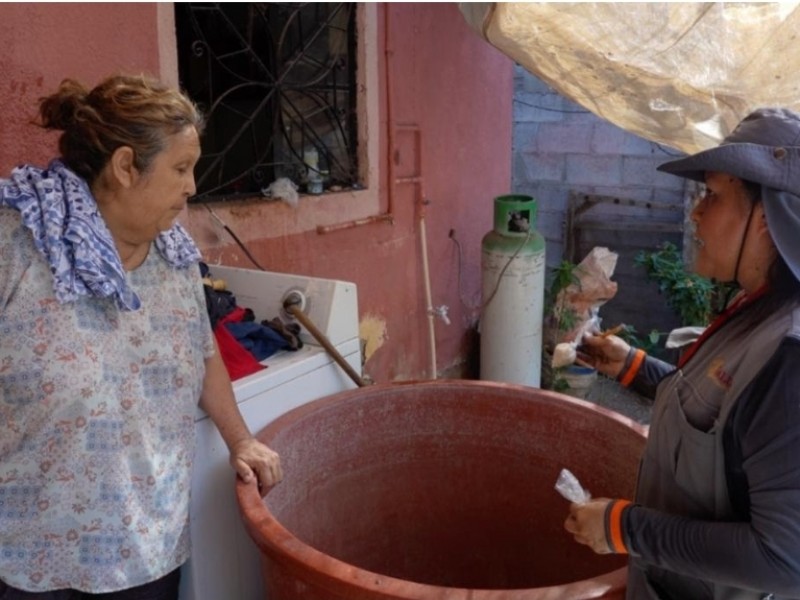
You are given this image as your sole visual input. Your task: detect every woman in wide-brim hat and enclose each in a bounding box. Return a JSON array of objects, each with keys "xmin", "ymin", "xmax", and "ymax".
[{"xmin": 565, "ymin": 108, "xmax": 800, "ymax": 599}]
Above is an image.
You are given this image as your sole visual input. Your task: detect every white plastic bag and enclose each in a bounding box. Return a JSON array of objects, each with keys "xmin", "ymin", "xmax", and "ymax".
[
  {"xmin": 262, "ymin": 177, "xmax": 299, "ymax": 208},
  {"xmin": 555, "ymin": 468, "xmax": 591, "ymax": 504}
]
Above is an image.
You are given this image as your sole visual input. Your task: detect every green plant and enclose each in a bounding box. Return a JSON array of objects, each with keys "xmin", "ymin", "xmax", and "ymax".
[
  {"xmin": 551, "ymin": 375, "xmax": 570, "ymax": 393},
  {"xmin": 542, "ymin": 260, "xmax": 582, "ymax": 391},
  {"xmin": 635, "ymin": 242, "xmax": 719, "ymax": 327},
  {"xmin": 545, "ymin": 260, "xmax": 581, "ymax": 335},
  {"xmin": 617, "ymin": 323, "xmax": 662, "ymax": 355}
]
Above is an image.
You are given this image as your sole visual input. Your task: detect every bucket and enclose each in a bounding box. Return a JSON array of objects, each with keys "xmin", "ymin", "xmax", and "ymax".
[
  {"xmin": 562, "ymin": 365, "xmax": 598, "ymax": 399},
  {"xmin": 236, "ymin": 380, "xmax": 645, "ymax": 599}
]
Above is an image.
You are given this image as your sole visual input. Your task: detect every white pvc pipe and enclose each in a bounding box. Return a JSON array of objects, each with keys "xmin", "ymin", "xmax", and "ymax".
[{"xmin": 419, "ymin": 212, "xmax": 437, "ymax": 379}]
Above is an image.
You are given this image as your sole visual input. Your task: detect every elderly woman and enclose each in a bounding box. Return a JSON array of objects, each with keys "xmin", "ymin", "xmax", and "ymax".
[
  {"xmin": 0, "ymin": 75, "xmax": 282, "ymax": 598},
  {"xmin": 566, "ymin": 108, "xmax": 800, "ymax": 599}
]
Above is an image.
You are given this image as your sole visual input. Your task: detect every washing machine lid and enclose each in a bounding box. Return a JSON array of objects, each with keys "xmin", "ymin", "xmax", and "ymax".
[{"xmin": 231, "ymin": 340, "xmax": 359, "ymax": 404}]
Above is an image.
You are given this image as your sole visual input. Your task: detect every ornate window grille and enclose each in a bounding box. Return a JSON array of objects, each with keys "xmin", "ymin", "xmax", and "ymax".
[{"xmin": 175, "ymin": 3, "xmax": 359, "ymax": 201}]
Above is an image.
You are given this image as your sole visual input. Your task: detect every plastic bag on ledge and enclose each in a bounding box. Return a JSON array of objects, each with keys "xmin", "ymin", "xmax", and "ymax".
[
  {"xmin": 555, "ymin": 468, "xmax": 591, "ymax": 504},
  {"xmin": 262, "ymin": 177, "xmax": 299, "ymax": 208}
]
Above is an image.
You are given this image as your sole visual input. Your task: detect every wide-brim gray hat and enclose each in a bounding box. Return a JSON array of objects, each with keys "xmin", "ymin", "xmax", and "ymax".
[{"xmin": 657, "ymin": 107, "xmax": 800, "ymax": 282}]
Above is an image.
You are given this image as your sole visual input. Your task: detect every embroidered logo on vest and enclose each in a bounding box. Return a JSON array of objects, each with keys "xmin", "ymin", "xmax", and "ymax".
[{"xmin": 708, "ymin": 357, "xmax": 733, "ymax": 390}]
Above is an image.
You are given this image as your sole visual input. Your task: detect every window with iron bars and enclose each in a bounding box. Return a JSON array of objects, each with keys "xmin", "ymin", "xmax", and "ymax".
[{"xmin": 175, "ymin": 3, "xmax": 360, "ymax": 202}]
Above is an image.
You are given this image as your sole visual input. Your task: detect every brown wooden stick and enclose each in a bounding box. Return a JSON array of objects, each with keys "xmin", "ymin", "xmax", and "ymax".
[
  {"xmin": 285, "ymin": 304, "xmax": 367, "ymax": 388},
  {"xmin": 600, "ymin": 324, "xmax": 625, "ymax": 338}
]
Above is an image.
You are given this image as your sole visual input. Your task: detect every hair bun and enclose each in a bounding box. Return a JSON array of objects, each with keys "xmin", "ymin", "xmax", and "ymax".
[{"xmin": 38, "ymin": 79, "xmax": 91, "ymax": 131}]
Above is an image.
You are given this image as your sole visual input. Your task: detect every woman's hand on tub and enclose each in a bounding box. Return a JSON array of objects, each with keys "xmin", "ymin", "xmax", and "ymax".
[
  {"xmin": 564, "ymin": 498, "xmax": 614, "ymax": 554},
  {"xmin": 230, "ymin": 438, "xmax": 284, "ymax": 496}
]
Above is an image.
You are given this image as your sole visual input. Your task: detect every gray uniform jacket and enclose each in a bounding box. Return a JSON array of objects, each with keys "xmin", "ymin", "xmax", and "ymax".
[{"xmin": 622, "ymin": 302, "xmax": 800, "ymax": 600}]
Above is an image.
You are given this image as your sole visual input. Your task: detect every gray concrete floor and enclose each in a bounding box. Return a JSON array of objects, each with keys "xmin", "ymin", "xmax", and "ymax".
[{"xmin": 583, "ymin": 376, "xmax": 652, "ymax": 425}]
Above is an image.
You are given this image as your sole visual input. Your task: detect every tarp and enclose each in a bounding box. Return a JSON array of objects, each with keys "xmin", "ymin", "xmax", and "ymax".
[{"xmin": 461, "ymin": 2, "xmax": 800, "ymax": 154}]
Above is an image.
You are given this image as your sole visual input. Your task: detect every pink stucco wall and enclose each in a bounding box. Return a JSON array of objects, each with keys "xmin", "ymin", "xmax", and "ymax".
[
  {"xmin": 0, "ymin": 3, "xmax": 163, "ymax": 173},
  {"xmin": 0, "ymin": 3, "xmax": 513, "ymax": 383}
]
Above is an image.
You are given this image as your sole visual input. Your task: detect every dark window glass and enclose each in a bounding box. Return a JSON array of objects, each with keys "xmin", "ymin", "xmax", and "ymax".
[{"xmin": 175, "ymin": 3, "xmax": 359, "ymax": 201}]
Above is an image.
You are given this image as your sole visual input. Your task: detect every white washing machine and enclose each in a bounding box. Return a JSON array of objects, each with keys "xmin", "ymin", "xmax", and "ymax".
[{"xmin": 179, "ymin": 266, "xmax": 361, "ymax": 600}]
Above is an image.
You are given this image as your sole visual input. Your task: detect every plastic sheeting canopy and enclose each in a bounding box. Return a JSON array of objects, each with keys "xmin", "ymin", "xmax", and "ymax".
[{"xmin": 461, "ymin": 2, "xmax": 800, "ymax": 154}]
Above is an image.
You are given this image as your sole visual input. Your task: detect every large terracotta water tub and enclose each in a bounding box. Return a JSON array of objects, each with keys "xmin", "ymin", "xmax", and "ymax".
[{"xmin": 236, "ymin": 380, "xmax": 647, "ymax": 599}]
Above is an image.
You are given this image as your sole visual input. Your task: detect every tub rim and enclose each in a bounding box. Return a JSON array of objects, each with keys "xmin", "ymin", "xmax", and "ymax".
[{"xmin": 236, "ymin": 379, "xmax": 646, "ymax": 599}]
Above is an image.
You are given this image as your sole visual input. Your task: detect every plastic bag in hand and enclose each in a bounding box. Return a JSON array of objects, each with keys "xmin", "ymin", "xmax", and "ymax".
[{"xmin": 555, "ymin": 468, "xmax": 591, "ymax": 504}]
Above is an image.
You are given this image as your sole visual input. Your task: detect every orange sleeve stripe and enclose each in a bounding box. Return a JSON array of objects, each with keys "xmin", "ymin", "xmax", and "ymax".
[
  {"xmin": 619, "ymin": 349, "xmax": 646, "ymax": 388},
  {"xmin": 608, "ymin": 499, "xmax": 632, "ymax": 554}
]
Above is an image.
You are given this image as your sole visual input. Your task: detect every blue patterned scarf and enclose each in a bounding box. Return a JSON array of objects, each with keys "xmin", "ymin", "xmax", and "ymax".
[{"xmin": 0, "ymin": 159, "xmax": 201, "ymax": 311}]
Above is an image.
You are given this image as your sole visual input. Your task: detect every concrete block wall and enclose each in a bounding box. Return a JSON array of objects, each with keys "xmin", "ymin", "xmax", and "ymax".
[{"xmin": 512, "ymin": 66, "xmax": 690, "ymax": 269}]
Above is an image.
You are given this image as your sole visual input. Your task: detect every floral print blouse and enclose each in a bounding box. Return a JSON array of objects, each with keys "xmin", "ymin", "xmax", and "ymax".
[{"xmin": 0, "ymin": 208, "xmax": 215, "ymax": 592}]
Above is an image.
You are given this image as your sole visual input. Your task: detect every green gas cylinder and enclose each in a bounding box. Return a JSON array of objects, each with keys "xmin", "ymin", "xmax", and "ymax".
[{"xmin": 480, "ymin": 194, "xmax": 546, "ymax": 386}]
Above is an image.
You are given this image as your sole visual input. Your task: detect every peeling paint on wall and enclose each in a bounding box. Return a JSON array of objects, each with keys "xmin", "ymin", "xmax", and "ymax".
[{"xmin": 359, "ymin": 313, "xmax": 388, "ymax": 363}]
